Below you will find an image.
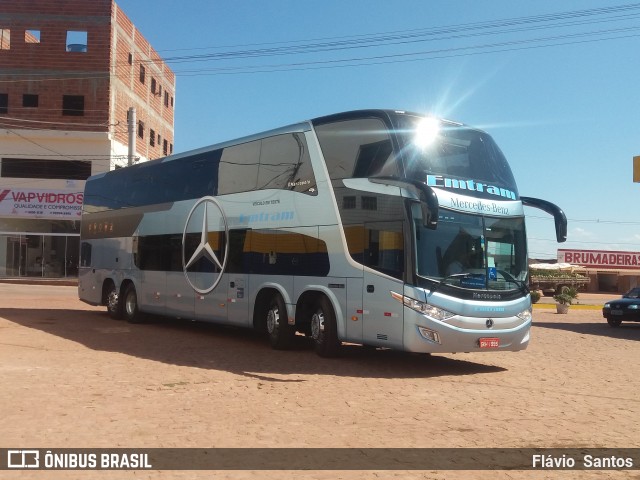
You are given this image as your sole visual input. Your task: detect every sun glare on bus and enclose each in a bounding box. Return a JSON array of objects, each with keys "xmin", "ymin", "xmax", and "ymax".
[{"xmin": 413, "ymin": 117, "xmax": 440, "ymax": 149}]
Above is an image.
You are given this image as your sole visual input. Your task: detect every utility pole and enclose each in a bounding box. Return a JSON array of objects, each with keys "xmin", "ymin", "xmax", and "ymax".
[{"xmin": 127, "ymin": 106, "xmax": 136, "ymax": 166}]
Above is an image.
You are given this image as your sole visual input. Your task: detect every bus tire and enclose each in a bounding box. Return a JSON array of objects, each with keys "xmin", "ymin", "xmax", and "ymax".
[
  {"xmin": 266, "ymin": 294, "xmax": 295, "ymax": 350},
  {"xmin": 105, "ymin": 281, "xmax": 123, "ymax": 319},
  {"xmin": 311, "ymin": 296, "xmax": 341, "ymax": 358},
  {"xmin": 123, "ymin": 284, "xmax": 143, "ymax": 324}
]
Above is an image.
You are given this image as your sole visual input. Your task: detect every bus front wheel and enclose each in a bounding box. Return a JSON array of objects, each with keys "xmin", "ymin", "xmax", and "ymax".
[
  {"xmin": 310, "ymin": 296, "xmax": 341, "ymax": 357},
  {"xmin": 123, "ymin": 284, "xmax": 143, "ymax": 324},
  {"xmin": 266, "ymin": 294, "xmax": 295, "ymax": 350}
]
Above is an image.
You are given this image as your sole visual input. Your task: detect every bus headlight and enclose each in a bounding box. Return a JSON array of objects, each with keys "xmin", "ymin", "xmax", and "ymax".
[
  {"xmin": 516, "ymin": 308, "xmax": 532, "ymax": 322},
  {"xmin": 391, "ymin": 291, "xmax": 455, "ymax": 321}
]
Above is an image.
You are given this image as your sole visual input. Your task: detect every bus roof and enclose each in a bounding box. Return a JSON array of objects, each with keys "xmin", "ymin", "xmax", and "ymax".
[{"xmin": 88, "ymin": 109, "xmax": 472, "ymax": 182}]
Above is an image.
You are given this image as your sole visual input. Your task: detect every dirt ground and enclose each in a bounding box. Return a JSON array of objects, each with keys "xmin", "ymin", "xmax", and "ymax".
[{"xmin": 0, "ymin": 284, "xmax": 638, "ymax": 480}]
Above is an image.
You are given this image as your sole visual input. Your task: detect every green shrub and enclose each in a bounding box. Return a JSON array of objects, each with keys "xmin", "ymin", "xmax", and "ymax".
[
  {"xmin": 554, "ymin": 287, "xmax": 578, "ymax": 305},
  {"xmin": 530, "ymin": 290, "xmax": 541, "ymax": 304}
]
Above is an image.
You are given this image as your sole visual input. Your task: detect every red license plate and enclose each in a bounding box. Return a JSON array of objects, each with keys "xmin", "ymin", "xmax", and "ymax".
[{"xmin": 479, "ymin": 337, "xmax": 500, "ymax": 348}]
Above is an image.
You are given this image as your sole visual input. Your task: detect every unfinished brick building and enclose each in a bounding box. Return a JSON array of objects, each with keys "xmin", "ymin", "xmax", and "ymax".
[{"xmin": 0, "ymin": 0, "xmax": 176, "ymax": 278}]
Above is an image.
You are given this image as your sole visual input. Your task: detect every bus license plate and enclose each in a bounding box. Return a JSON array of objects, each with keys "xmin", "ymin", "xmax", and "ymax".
[{"xmin": 479, "ymin": 337, "xmax": 500, "ymax": 348}]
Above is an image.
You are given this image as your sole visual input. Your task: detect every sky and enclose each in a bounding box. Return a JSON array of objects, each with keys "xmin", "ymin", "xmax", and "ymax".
[{"xmin": 115, "ymin": 0, "xmax": 640, "ymax": 260}]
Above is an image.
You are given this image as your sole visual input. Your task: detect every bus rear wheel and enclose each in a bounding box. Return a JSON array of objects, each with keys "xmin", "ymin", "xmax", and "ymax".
[
  {"xmin": 266, "ymin": 294, "xmax": 295, "ymax": 350},
  {"xmin": 105, "ymin": 282, "xmax": 122, "ymax": 319},
  {"xmin": 310, "ymin": 296, "xmax": 341, "ymax": 357},
  {"xmin": 123, "ymin": 284, "xmax": 143, "ymax": 324}
]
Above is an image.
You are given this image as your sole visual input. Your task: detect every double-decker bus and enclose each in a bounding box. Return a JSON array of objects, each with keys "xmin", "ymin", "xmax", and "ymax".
[{"xmin": 79, "ymin": 109, "xmax": 566, "ymax": 357}]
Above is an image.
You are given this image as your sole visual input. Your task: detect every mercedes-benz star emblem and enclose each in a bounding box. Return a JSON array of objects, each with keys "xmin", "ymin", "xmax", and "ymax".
[
  {"xmin": 486, "ymin": 319, "xmax": 494, "ymax": 328},
  {"xmin": 182, "ymin": 196, "xmax": 229, "ymax": 294}
]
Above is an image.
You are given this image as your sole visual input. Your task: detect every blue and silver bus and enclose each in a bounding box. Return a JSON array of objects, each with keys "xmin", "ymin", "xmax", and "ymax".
[{"xmin": 79, "ymin": 109, "xmax": 566, "ymax": 357}]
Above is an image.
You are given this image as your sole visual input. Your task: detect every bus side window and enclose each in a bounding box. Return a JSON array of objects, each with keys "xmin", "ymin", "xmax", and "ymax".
[
  {"xmin": 315, "ymin": 117, "xmax": 398, "ymax": 180},
  {"xmin": 364, "ymin": 221, "xmax": 404, "ymax": 280},
  {"xmin": 227, "ymin": 229, "xmax": 249, "ymax": 273},
  {"xmin": 80, "ymin": 242, "xmax": 92, "ymax": 267},
  {"xmin": 257, "ymin": 133, "xmax": 316, "ymax": 194},
  {"xmin": 218, "ymin": 140, "xmax": 260, "ymax": 195}
]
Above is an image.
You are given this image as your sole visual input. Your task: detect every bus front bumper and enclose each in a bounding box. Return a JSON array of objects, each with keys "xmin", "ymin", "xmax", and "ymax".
[{"xmin": 403, "ymin": 311, "xmax": 531, "ymax": 354}]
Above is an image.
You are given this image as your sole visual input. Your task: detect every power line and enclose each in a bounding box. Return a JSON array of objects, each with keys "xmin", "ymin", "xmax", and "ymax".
[
  {"xmin": 166, "ymin": 28, "xmax": 640, "ymax": 77},
  {"xmin": 529, "ymin": 237, "xmax": 640, "ymax": 247},
  {"xmin": 1, "ymin": 3, "xmax": 639, "ymax": 82},
  {"xmin": 526, "ymin": 215, "xmax": 640, "ymax": 226},
  {"xmin": 0, "ymin": 115, "xmax": 115, "ymax": 128},
  {"xmin": 145, "ymin": 8, "xmax": 640, "ymax": 65}
]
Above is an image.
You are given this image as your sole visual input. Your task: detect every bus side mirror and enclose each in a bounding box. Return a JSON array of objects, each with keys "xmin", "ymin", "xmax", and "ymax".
[
  {"xmin": 369, "ymin": 177, "xmax": 439, "ymax": 229},
  {"xmin": 521, "ymin": 196, "xmax": 567, "ymax": 243},
  {"xmin": 411, "ymin": 181, "xmax": 438, "ymax": 230}
]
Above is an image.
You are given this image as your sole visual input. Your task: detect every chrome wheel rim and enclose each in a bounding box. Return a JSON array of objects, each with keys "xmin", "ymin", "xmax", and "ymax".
[
  {"xmin": 267, "ymin": 308, "xmax": 279, "ymax": 334},
  {"xmin": 311, "ymin": 311, "xmax": 324, "ymax": 340},
  {"xmin": 107, "ymin": 290, "xmax": 118, "ymax": 312},
  {"xmin": 125, "ymin": 291, "xmax": 136, "ymax": 316}
]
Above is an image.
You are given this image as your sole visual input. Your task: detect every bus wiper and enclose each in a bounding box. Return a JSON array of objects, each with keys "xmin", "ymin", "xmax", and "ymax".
[
  {"xmin": 433, "ymin": 272, "xmax": 529, "ymax": 294},
  {"xmin": 433, "ymin": 273, "xmax": 479, "ymax": 291},
  {"xmin": 493, "ymin": 269, "xmax": 529, "ymax": 293}
]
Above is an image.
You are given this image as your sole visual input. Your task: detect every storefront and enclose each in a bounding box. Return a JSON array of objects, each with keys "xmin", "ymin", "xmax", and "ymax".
[
  {"xmin": 558, "ymin": 248, "xmax": 640, "ymax": 293},
  {"xmin": 0, "ymin": 187, "xmax": 83, "ymax": 278}
]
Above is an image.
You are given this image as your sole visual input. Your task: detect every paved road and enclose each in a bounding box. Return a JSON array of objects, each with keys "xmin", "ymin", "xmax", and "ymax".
[{"xmin": 0, "ymin": 284, "xmax": 638, "ymax": 479}]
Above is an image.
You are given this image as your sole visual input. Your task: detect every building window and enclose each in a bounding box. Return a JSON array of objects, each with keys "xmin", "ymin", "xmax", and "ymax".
[
  {"xmin": 128, "ymin": 52, "xmax": 133, "ymax": 65},
  {"xmin": 62, "ymin": 95, "xmax": 84, "ymax": 116},
  {"xmin": 66, "ymin": 30, "xmax": 87, "ymax": 52},
  {"xmin": 23, "ymin": 94, "xmax": 38, "ymax": 108},
  {"xmin": 1, "ymin": 158, "xmax": 92, "ymax": 180},
  {"xmin": 137, "ymin": 121, "xmax": 144, "ymax": 139},
  {"xmin": 157, "ymin": 134, "xmax": 161, "ymax": 146},
  {"xmin": 0, "ymin": 93, "xmax": 8, "ymax": 114},
  {"xmin": 170, "ymin": 143, "xmax": 173, "ymax": 154},
  {"xmin": 139, "ymin": 65, "xmax": 145, "ymax": 84},
  {"xmin": 26, "ymin": 29, "xmax": 40, "ymax": 44},
  {"xmin": 164, "ymin": 92, "xmax": 169, "ymax": 107},
  {"xmin": 163, "ymin": 139, "xmax": 168, "ymax": 156},
  {"xmin": 149, "ymin": 129, "xmax": 155, "ymax": 147},
  {"xmin": 0, "ymin": 29, "xmax": 10, "ymax": 50},
  {"xmin": 343, "ymin": 196, "xmax": 356, "ymax": 209},
  {"xmin": 362, "ymin": 196, "xmax": 378, "ymax": 211}
]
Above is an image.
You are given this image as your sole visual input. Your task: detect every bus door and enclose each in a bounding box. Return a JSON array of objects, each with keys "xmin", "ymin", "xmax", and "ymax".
[
  {"xmin": 227, "ymin": 275, "xmax": 249, "ymax": 326},
  {"xmin": 132, "ymin": 236, "xmax": 166, "ymax": 315},
  {"xmin": 166, "ymin": 271, "xmax": 194, "ymax": 318},
  {"xmin": 225, "ymin": 229, "xmax": 250, "ymax": 326},
  {"xmin": 346, "ymin": 277, "xmax": 364, "ymax": 343},
  {"xmin": 361, "ymin": 222, "xmax": 405, "ymax": 349},
  {"xmin": 192, "ymin": 269, "xmax": 228, "ymax": 322},
  {"xmin": 139, "ymin": 271, "xmax": 166, "ymax": 315}
]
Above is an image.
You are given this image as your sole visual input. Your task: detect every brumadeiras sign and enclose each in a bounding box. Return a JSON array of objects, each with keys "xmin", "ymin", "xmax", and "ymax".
[{"xmin": 558, "ymin": 249, "xmax": 640, "ymax": 270}]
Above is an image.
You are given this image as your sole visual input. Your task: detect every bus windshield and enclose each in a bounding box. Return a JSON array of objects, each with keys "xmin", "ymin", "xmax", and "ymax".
[
  {"xmin": 411, "ymin": 205, "xmax": 528, "ymax": 291},
  {"xmin": 395, "ymin": 115, "xmax": 518, "ymax": 194}
]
